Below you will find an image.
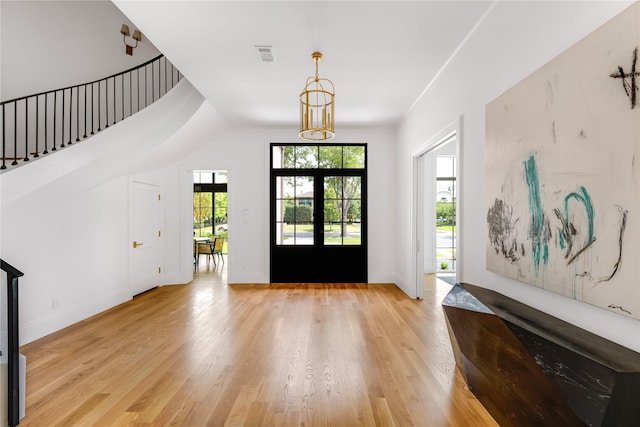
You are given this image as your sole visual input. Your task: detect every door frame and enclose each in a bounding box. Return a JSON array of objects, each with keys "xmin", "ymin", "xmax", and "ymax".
[
  {"xmin": 411, "ymin": 118, "xmax": 462, "ymax": 299},
  {"xmin": 269, "ymin": 143, "xmax": 368, "ymax": 283}
]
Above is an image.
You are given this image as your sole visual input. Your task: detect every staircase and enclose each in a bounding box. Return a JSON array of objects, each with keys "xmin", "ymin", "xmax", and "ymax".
[{"xmin": 0, "ymin": 54, "xmax": 182, "ymax": 172}]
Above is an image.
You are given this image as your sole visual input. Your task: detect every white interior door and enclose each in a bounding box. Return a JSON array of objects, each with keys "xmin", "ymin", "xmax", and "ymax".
[
  {"xmin": 129, "ymin": 181, "xmax": 162, "ymax": 296},
  {"xmin": 414, "ymin": 150, "xmax": 437, "ymax": 300}
]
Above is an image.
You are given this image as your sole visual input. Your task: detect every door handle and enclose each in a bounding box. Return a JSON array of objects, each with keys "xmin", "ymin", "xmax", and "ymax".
[{"xmin": 133, "ymin": 241, "xmax": 144, "ymax": 248}]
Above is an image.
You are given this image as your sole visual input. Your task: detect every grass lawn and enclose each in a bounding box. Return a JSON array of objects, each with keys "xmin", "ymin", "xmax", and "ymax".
[
  {"xmin": 282, "ymin": 236, "xmax": 361, "ymax": 244},
  {"xmin": 324, "ymin": 236, "xmax": 361, "ymax": 245},
  {"xmin": 197, "ymin": 223, "xmax": 362, "ymax": 250},
  {"xmin": 437, "ymin": 250, "xmax": 456, "ymax": 258},
  {"xmin": 282, "ymin": 223, "xmax": 361, "ymax": 233}
]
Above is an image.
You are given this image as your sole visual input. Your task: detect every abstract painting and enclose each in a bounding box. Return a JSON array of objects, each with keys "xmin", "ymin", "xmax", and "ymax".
[{"xmin": 486, "ymin": 2, "xmax": 640, "ymax": 319}]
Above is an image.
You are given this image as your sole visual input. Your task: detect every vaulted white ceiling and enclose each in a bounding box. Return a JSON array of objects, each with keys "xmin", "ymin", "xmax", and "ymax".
[{"xmin": 113, "ymin": 1, "xmax": 493, "ymax": 129}]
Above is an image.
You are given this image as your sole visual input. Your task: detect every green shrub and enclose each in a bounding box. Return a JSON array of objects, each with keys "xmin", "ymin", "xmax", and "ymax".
[
  {"xmin": 284, "ymin": 205, "xmax": 313, "ymax": 223},
  {"xmin": 436, "ymin": 202, "xmax": 456, "ymax": 224}
]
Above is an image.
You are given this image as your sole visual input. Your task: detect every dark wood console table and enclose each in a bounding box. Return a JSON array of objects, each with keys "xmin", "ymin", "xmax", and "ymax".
[{"xmin": 442, "ymin": 283, "xmax": 640, "ymax": 427}]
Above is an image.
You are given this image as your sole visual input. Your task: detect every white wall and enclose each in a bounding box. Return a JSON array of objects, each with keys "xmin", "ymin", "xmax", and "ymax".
[
  {"xmin": 397, "ymin": 1, "xmax": 640, "ymax": 351},
  {"xmin": 0, "ymin": 0, "xmax": 160, "ymax": 101},
  {"xmin": 169, "ymin": 125, "xmax": 398, "ymax": 285},
  {"xmin": 0, "ymin": 80, "xmax": 217, "ymax": 344}
]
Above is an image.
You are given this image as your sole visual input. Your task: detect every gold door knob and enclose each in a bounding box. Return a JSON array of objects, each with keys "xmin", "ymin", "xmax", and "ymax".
[{"xmin": 133, "ymin": 241, "xmax": 144, "ymax": 248}]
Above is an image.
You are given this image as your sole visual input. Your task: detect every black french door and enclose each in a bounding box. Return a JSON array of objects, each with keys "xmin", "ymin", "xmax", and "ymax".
[{"xmin": 270, "ymin": 143, "xmax": 367, "ymax": 283}]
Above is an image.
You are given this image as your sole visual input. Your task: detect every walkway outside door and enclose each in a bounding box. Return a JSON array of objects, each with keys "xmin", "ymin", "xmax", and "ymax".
[
  {"xmin": 129, "ymin": 180, "xmax": 162, "ymax": 295},
  {"xmin": 270, "ymin": 144, "xmax": 367, "ymax": 283}
]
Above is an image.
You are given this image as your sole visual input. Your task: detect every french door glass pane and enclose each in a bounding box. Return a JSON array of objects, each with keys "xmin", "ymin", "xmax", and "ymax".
[
  {"xmin": 275, "ymin": 176, "xmax": 314, "ymax": 245},
  {"xmin": 324, "ymin": 176, "xmax": 361, "ymax": 245}
]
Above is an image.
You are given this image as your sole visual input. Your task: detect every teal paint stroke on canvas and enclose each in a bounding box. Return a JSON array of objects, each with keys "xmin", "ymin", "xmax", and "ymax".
[
  {"xmin": 523, "ymin": 154, "xmax": 550, "ymax": 275},
  {"xmin": 563, "ymin": 186, "xmax": 595, "ymax": 265}
]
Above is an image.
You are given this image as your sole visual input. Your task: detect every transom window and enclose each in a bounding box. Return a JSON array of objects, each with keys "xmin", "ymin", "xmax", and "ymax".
[{"xmin": 272, "ymin": 145, "xmax": 365, "ymax": 169}]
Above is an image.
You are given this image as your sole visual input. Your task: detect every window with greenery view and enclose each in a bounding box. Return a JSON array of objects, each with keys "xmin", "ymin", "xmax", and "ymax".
[
  {"xmin": 271, "ymin": 144, "xmax": 365, "ymax": 246},
  {"xmin": 436, "ymin": 156, "xmax": 456, "ymax": 271},
  {"xmin": 193, "ymin": 171, "xmax": 228, "ymax": 242}
]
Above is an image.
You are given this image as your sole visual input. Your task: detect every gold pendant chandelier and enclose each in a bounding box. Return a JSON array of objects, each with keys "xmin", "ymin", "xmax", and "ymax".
[{"xmin": 299, "ymin": 52, "xmax": 335, "ymax": 141}]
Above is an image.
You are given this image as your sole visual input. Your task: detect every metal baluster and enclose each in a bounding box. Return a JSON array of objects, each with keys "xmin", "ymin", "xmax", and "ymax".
[
  {"xmin": 52, "ymin": 91, "xmax": 57, "ymax": 151},
  {"xmin": 43, "ymin": 93, "xmax": 49, "ymax": 154},
  {"xmin": 61, "ymin": 89, "xmax": 66, "ymax": 147},
  {"xmin": 121, "ymin": 74, "xmax": 125, "ymax": 120},
  {"xmin": 75, "ymin": 86, "xmax": 79, "ymax": 142},
  {"xmin": 105, "ymin": 79, "xmax": 109, "ymax": 128},
  {"xmin": 98, "ymin": 81, "xmax": 102, "ymax": 131},
  {"xmin": 1, "ymin": 104, "xmax": 6, "ymax": 169},
  {"xmin": 67, "ymin": 88, "xmax": 72, "ymax": 145},
  {"xmin": 91, "ymin": 83, "xmax": 95, "ymax": 135},
  {"xmin": 113, "ymin": 76, "xmax": 116, "ymax": 125},
  {"xmin": 83, "ymin": 84, "xmax": 87, "ymax": 138},
  {"xmin": 35, "ymin": 96, "xmax": 39, "ymax": 157},
  {"xmin": 68, "ymin": 88, "xmax": 73, "ymax": 145},
  {"xmin": 145, "ymin": 65, "xmax": 148, "ymax": 107},
  {"xmin": 164, "ymin": 57, "xmax": 167, "ymax": 95},
  {"xmin": 12, "ymin": 101, "xmax": 18, "ymax": 164},
  {"xmin": 137, "ymin": 69, "xmax": 140, "ymax": 112},
  {"xmin": 129, "ymin": 72, "xmax": 133, "ymax": 117},
  {"xmin": 151, "ymin": 61, "xmax": 160, "ymax": 102},
  {"xmin": 24, "ymin": 99, "xmax": 29, "ymax": 161}
]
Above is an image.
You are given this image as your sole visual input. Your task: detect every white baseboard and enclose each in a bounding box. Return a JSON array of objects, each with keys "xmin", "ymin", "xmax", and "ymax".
[
  {"xmin": 368, "ymin": 272, "xmax": 398, "ymax": 284},
  {"xmin": 21, "ymin": 289, "xmax": 131, "ymax": 345},
  {"xmin": 228, "ymin": 272, "xmax": 268, "ymax": 283}
]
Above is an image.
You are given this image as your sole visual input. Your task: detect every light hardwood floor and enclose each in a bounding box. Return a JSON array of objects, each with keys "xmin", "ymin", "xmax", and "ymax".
[{"xmin": 19, "ymin": 264, "xmax": 498, "ymax": 426}]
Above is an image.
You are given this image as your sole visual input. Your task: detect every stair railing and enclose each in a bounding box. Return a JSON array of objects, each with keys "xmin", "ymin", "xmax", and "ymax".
[
  {"xmin": 0, "ymin": 54, "xmax": 182, "ymax": 172},
  {"xmin": 0, "ymin": 259, "xmax": 24, "ymax": 427}
]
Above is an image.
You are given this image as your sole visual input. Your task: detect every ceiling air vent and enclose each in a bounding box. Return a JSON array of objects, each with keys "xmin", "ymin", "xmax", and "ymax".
[{"xmin": 255, "ymin": 45, "xmax": 275, "ymax": 63}]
